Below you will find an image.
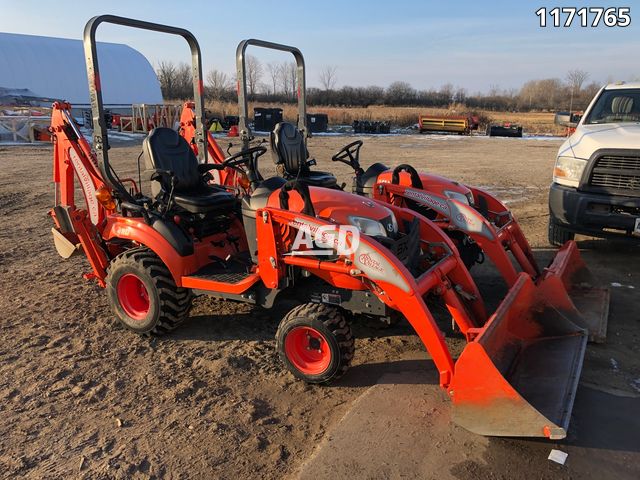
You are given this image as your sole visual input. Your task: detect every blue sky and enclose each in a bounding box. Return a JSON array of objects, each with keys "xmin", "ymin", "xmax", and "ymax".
[{"xmin": 1, "ymin": 0, "xmax": 638, "ymax": 92}]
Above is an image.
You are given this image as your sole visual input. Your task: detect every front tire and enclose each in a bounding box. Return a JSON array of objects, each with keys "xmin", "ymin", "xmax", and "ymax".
[
  {"xmin": 548, "ymin": 218, "xmax": 575, "ymax": 247},
  {"xmin": 105, "ymin": 247, "xmax": 192, "ymax": 335},
  {"xmin": 276, "ymin": 303, "xmax": 354, "ymax": 384}
]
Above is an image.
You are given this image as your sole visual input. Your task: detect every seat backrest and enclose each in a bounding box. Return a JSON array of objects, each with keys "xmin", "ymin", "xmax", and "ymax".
[
  {"xmin": 143, "ymin": 127, "xmax": 201, "ymax": 197},
  {"xmin": 270, "ymin": 122, "xmax": 308, "ymax": 176}
]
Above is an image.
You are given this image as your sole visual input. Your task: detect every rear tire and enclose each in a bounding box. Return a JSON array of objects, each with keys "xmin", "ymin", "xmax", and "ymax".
[
  {"xmin": 548, "ymin": 218, "xmax": 575, "ymax": 247},
  {"xmin": 106, "ymin": 247, "xmax": 192, "ymax": 335},
  {"xmin": 276, "ymin": 303, "xmax": 354, "ymax": 384}
]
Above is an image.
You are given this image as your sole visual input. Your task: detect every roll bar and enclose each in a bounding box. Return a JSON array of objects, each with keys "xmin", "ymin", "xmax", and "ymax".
[
  {"xmin": 83, "ymin": 15, "xmax": 208, "ymax": 199},
  {"xmin": 236, "ymin": 39, "xmax": 307, "ymax": 149}
]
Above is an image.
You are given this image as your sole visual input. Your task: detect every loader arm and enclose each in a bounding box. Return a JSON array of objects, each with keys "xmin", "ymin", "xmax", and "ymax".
[
  {"xmin": 255, "ymin": 204, "xmax": 589, "ymax": 438},
  {"xmin": 373, "ymin": 182, "xmax": 608, "ymax": 343},
  {"xmin": 375, "ymin": 183, "xmax": 540, "ymax": 285},
  {"xmin": 255, "ymin": 205, "xmax": 490, "ymax": 387}
]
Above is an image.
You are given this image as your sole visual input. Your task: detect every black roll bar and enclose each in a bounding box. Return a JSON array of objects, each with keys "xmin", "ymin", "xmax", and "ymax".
[
  {"xmin": 83, "ymin": 15, "xmax": 207, "ymax": 199},
  {"xmin": 235, "ymin": 39, "xmax": 307, "ymax": 149}
]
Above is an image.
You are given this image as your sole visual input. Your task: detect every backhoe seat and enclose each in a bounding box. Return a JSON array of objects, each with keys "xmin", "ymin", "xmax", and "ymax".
[
  {"xmin": 270, "ymin": 122, "xmax": 337, "ymax": 188},
  {"xmin": 143, "ymin": 128, "xmax": 236, "ymax": 214}
]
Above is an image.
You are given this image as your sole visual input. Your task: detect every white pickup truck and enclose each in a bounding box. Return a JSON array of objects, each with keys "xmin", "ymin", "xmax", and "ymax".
[{"xmin": 548, "ymin": 82, "xmax": 640, "ymax": 244}]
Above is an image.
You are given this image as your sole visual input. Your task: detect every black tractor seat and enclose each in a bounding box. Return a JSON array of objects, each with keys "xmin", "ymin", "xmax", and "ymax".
[
  {"xmin": 270, "ymin": 122, "xmax": 337, "ymax": 188},
  {"xmin": 143, "ymin": 128, "xmax": 236, "ymax": 214}
]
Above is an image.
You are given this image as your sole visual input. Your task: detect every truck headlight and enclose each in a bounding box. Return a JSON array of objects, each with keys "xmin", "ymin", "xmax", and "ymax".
[
  {"xmin": 348, "ymin": 216, "xmax": 389, "ymax": 237},
  {"xmin": 553, "ymin": 156, "xmax": 587, "ymax": 188}
]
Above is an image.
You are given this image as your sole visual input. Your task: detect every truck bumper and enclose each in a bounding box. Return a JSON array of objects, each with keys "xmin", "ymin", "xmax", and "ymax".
[{"xmin": 549, "ymin": 183, "xmax": 640, "ymax": 239}]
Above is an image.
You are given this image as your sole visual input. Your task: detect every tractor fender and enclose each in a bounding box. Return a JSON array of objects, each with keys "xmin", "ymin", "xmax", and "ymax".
[{"xmin": 102, "ymin": 216, "xmax": 196, "ymax": 285}]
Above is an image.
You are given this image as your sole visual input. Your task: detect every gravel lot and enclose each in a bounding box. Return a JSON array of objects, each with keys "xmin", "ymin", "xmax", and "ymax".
[{"xmin": 0, "ymin": 134, "xmax": 638, "ymax": 479}]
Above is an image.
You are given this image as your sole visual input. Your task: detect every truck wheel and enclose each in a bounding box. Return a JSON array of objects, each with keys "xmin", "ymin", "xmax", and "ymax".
[
  {"xmin": 276, "ymin": 303, "xmax": 354, "ymax": 384},
  {"xmin": 548, "ymin": 218, "xmax": 575, "ymax": 247},
  {"xmin": 106, "ymin": 247, "xmax": 192, "ymax": 335}
]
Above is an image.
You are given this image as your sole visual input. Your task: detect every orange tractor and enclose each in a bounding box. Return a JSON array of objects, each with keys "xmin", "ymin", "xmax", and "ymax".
[
  {"xmin": 180, "ymin": 42, "xmax": 609, "ymax": 345},
  {"xmin": 50, "ymin": 17, "xmax": 597, "ymax": 439}
]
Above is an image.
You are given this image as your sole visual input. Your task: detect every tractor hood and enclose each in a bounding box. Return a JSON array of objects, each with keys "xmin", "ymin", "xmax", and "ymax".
[
  {"xmin": 377, "ymin": 170, "xmax": 472, "ymax": 197},
  {"xmin": 420, "ymin": 173, "xmax": 472, "ymax": 197},
  {"xmin": 311, "ymin": 188, "xmax": 396, "ymax": 227},
  {"xmin": 560, "ymin": 123, "xmax": 640, "ymax": 159},
  {"xmin": 268, "ymin": 187, "xmax": 397, "ymax": 232}
]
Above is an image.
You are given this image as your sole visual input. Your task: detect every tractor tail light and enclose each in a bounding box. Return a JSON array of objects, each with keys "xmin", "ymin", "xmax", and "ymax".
[{"xmin": 95, "ymin": 186, "xmax": 116, "ymax": 210}]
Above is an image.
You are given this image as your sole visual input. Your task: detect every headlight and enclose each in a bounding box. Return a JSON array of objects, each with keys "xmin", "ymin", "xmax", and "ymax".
[
  {"xmin": 348, "ymin": 216, "xmax": 388, "ymax": 237},
  {"xmin": 382, "ymin": 207, "xmax": 399, "ymax": 235},
  {"xmin": 553, "ymin": 156, "xmax": 587, "ymax": 188},
  {"xmin": 444, "ymin": 190, "xmax": 472, "ymax": 205}
]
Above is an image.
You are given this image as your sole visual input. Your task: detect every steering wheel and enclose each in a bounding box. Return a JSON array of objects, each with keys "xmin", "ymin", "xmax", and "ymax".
[
  {"xmin": 222, "ymin": 145, "xmax": 268, "ymax": 172},
  {"xmin": 332, "ymin": 140, "xmax": 363, "ymax": 170}
]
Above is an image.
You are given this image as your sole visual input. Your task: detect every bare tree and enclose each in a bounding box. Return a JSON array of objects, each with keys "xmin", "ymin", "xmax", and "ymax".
[
  {"xmin": 267, "ymin": 62, "xmax": 280, "ymax": 95},
  {"xmin": 156, "ymin": 61, "xmax": 193, "ymax": 99},
  {"xmin": 246, "ymin": 55, "xmax": 263, "ymax": 96},
  {"xmin": 566, "ymin": 69, "xmax": 590, "ymax": 92},
  {"xmin": 156, "ymin": 61, "xmax": 177, "ymax": 98},
  {"xmin": 278, "ymin": 62, "xmax": 297, "ymax": 98},
  {"xmin": 206, "ymin": 69, "xmax": 231, "ymax": 99},
  {"xmin": 453, "ymin": 87, "xmax": 467, "ymax": 104},
  {"xmin": 319, "ymin": 65, "xmax": 338, "ymax": 90},
  {"xmin": 385, "ymin": 81, "xmax": 416, "ymax": 105},
  {"xmin": 518, "ymin": 78, "xmax": 564, "ymax": 110}
]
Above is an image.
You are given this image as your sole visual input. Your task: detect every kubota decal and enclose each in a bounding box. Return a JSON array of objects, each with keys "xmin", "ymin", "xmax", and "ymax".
[
  {"xmin": 353, "ymin": 246, "xmax": 411, "ymax": 293},
  {"xmin": 449, "ymin": 201, "xmax": 496, "ymax": 241},
  {"xmin": 404, "ymin": 189, "xmax": 451, "ymax": 216},
  {"xmin": 358, "ymin": 252, "xmax": 384, "ymax": 273},
  {"xmin": 68, "ymin": 147, "xmax": 99, "ymax": 225}
]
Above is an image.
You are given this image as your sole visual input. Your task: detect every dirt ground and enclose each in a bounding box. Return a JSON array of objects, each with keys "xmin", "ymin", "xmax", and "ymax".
[{"xmin": 0, "ymin": 134, "xmax": 639, "ymax": 479}]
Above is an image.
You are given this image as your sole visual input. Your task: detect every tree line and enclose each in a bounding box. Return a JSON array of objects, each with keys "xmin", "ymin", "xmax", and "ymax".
[{"xmin": 157, "ymin": 58, "xmax": 602, "ymax": 113}]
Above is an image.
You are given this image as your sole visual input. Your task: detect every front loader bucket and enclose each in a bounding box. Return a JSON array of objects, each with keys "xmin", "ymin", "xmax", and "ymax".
[
  {"xmin": 539, "ymin": 240, "xmax": 609, "ymax": 343},
  {"xmin": 451, "ymin": 274, "xmax": 587, "ymax": 439}
]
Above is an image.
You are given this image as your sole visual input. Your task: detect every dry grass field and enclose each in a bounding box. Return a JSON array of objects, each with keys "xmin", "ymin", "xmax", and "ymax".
[{"xmin": 204, "ymin": 100, "xmax": 567, "ymax": 135}]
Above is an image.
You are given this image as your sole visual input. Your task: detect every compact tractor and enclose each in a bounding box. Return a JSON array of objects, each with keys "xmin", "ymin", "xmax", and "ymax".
[
  {"xmin": 50, "ymin": 17, "xmax": 597, "ymax": 439},
  {"xmin": 180, "ymin": 41, "xmax": 610, "ymax": 345}
]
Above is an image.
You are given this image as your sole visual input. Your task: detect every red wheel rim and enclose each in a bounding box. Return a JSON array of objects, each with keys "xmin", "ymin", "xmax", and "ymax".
[
  {"xmin": 284, "ymin": 326, "xmax": 331, "ymax": 375},
  {"xmin": 117, "ymin": 274, "xmax": 150, "ymax": 320}
]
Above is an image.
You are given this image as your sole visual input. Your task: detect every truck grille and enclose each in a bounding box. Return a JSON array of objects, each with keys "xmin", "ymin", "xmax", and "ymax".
[{"xmin": 589, "ymin": 154, "xmax": 640, "ymax": 192}]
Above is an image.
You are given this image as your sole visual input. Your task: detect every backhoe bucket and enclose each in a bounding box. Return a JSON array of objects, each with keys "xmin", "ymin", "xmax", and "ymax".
[
  {"xmin": 52, "ymin": 227, "xmax": 80, "ymax": 259},
  {"xmin": 539, "ymin": 240, "xmax": 609, "ymax": 343},
  {"xmin": 451, "ymin": 274, "xmax": 587, "ymax": 439}
]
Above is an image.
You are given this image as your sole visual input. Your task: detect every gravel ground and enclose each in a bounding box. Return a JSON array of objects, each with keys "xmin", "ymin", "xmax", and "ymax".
[{"xmin": 0, "ymin": 133, "xmax": 638, "ymax": 479}]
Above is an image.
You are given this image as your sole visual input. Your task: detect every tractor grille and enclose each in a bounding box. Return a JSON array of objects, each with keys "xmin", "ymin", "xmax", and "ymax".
[{"xmin": 589, "ymin": 154, "xmax": 640, "ymax": 193}]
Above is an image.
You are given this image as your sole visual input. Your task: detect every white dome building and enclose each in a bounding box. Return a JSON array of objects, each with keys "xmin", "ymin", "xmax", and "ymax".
[{"xmin": 0, "ymin": 32, "xmax": 162, "ymax": 105}]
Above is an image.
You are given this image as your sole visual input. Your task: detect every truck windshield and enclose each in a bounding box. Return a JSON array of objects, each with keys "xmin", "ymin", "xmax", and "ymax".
[{"xmin": 584, "ymin": 88, "xmax": 640, "ymax": 124}]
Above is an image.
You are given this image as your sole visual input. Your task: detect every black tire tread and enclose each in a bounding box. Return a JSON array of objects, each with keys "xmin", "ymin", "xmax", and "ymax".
[
  {"xmin": 548, "ymin": 218, "xmax": 575, "ymax": 247},
  {"xmin": 276, "ymin": 303, "xmax": 355, "ymax": 382},
  {"xmin": 106, "ymin": 247, "xmax": 192, "ymax": 335}
]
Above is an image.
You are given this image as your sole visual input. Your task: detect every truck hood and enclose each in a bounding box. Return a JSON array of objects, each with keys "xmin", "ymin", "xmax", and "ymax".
[{"xmin": 559, "ymin": 123, "xmax": 640, "ymax": 159}]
